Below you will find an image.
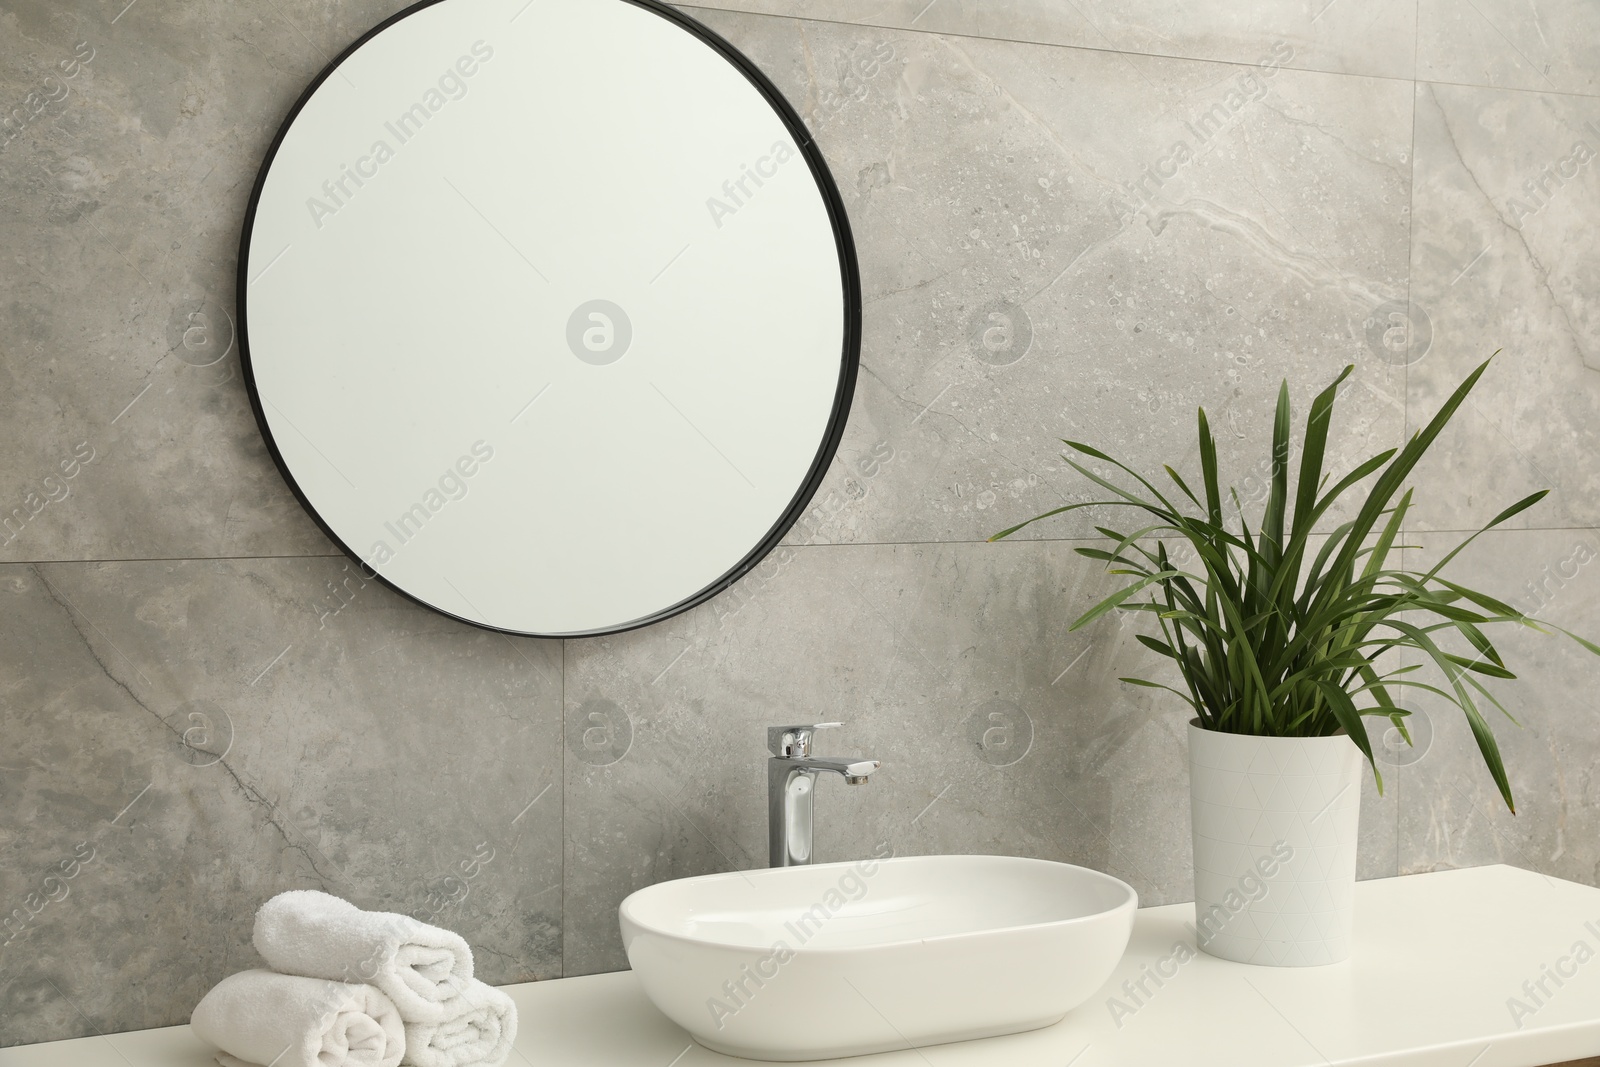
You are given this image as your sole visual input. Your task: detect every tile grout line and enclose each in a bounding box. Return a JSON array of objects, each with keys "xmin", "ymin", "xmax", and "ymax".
[
  {"xmin": 1400, "ymin": 0, "xmax": 1420, "ymax": 885},
  {"xmin": 0, "ymin": 552, "xmax": 348, "ymax": 566},
  {"xmin": 5, "ymin": 523, "xmax": 1600, "ymax": 573},
  {"xmin": 674, "ymin": 3, "xmax": 1600, "ymax": 102}
]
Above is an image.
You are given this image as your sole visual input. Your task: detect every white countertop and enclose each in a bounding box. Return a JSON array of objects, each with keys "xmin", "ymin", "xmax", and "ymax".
[{"xmin": 3, "ymin": 864, "xmax": 1599, "ymax": 1066}]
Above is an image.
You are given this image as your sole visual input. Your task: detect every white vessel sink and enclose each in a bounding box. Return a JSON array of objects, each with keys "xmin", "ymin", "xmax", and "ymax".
[{"xmin": 618, "ymin": 854, "xmax": 1137, "ymax": 1061}]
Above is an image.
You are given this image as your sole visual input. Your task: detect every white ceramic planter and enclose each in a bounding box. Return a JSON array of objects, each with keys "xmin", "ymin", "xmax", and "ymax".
[{"xmin": 1187, "ymin": 721, "xmax": 1363, "ymax": 966}]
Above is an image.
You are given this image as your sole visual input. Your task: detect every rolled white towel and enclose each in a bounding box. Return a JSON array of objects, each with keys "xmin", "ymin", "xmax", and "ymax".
[
  {"xmin": 402, "ymin": 978, "xmax": 517, "ymax": 1067},
  {"xmin": 253, "ymin": 890, "xmax": 473, "ymax": 1023},
  {"xmin": 190, "ymin": 969, "xmax": 404, "ymax": 1067}
]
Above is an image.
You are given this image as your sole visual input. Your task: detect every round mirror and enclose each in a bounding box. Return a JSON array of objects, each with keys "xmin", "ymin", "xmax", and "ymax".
[{"xmin": 239, "ymin": 0, "xmax": 859, "ymax": 637}]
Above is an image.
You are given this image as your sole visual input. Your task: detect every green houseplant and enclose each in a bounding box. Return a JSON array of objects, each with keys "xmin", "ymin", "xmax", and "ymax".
[{"xmin": 992, "ymin": 358, "xmax": 1596, "ymax": 966}]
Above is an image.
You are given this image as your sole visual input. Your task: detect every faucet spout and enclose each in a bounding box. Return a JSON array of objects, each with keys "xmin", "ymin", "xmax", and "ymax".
[{"xmin": 791, "ymin": 756, "xmax": 880, "ymax": 781}]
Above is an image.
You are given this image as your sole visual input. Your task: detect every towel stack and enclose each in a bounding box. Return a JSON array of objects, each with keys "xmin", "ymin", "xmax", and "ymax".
[{"xmin": 191, "ymin": 890, "xmax": 517, "ymax": 1067}]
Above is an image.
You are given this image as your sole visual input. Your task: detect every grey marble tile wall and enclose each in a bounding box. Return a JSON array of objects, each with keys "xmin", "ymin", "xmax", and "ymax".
[
  {"xmin": 1398, "ymin": 530, "xmax": 1600, "ymax": 887},
  {"xmin": 0, "ymin": 557, "xmax": 562, "ymax": 1041},
  {"xmin": 0, "ymin": 0, "xmax": 1594, "ymax": 1045}
]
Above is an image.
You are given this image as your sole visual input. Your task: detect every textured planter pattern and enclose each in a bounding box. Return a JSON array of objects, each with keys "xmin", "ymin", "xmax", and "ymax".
[{"xmin": 1188, "ymin": 723, "xmax": 1363, "ymax": 966}]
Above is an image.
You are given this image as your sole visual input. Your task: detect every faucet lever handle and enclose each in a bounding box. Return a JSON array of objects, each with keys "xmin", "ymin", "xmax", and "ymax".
[{"xmin": 767, "ymin": 722, "xmax": 843, "ymax": 758}]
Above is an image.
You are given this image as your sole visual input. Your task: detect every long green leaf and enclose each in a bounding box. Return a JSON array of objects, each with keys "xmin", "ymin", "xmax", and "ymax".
[{"xmin": 987, "ymin": 355, "xmax": 1598, "ymax": 814}]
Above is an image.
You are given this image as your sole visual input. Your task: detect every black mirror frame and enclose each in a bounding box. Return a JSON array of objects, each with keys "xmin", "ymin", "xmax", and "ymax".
[{"xmin": 236, "ymin": 0, "xmax": 862, "ymax": 638}]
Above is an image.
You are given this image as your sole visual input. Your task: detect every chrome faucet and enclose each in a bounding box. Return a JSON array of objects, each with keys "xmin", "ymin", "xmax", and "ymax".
[{"xmin": 768, "ymin": 722, "xmax": 880, "ymax": 867}]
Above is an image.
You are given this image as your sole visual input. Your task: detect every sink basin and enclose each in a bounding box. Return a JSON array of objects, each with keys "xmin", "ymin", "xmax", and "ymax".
[{"xmin": 618, "ymin": 854, "xmax": 1137, "ymax": 1061}]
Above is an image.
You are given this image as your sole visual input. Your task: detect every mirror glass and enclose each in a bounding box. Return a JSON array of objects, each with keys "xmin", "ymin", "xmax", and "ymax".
[{"xmin": 240, "ymin": 0, "xmax": 859, "ymax": 637}]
